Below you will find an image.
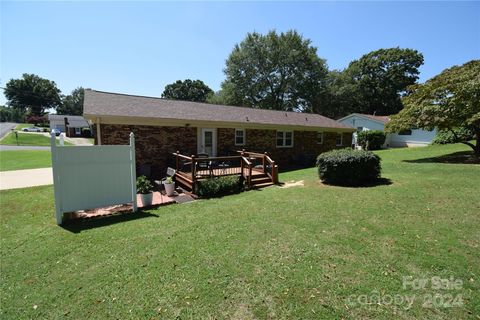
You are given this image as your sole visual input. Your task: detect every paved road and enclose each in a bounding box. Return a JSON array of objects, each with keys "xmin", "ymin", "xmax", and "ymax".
[
  {"xmin": 0, "ymin": 145, "xmax": 51, "ymax": 151},
  {"xmin": 0, "ymin": 168, "xmax": 53, "ymax": 190},
  {"xmin": 0, "ymin": 122, "xmax": 17, "ymax": 139}
]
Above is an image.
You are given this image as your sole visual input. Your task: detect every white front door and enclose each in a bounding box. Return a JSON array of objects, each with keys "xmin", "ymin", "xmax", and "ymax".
[{"xmin": 198, "ymin": 128, "xmax": 217, "ymax": 156}]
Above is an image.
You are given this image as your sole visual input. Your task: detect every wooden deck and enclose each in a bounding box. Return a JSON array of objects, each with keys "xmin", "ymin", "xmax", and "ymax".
[
  {"xmin": 173, "ymin": 150, "xmax": 279, "ymax": 192},
  {"xmin": 177, "ymin": 166, "xmax": 265, "ymax": 179}
]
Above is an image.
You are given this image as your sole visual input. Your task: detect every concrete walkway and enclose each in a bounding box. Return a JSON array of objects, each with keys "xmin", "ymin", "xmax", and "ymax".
[{"xmin": 0, "ymin": 168, "xmax": 53, "ymax": 190}]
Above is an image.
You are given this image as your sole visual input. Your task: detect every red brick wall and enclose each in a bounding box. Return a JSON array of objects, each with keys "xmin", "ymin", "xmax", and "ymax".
[
  {"xmin": 99, "ymin": 124, "xmax": 197, "ymax": 178},
  {"xmin": 215, "ymin": 128, "xmax": 352, "ymax": 166},
  {"xmin": 98, "ymin": 124, "xmax": 352, "ymax": 176}
]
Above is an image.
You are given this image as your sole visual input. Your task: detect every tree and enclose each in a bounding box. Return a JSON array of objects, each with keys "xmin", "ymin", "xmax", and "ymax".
[
  {"xmin": 344, "ymin": 47, "xmax": 424, "ymax": 115},
  {"xmin": 221, "ymin": 30, "xmax": 328, "ymax": 112},
  {"xmin": 386, "ymin": 60, "xmax": 480, "ymax": 158},
  {"xmin": 0, "ymin": 105, "xmax": 26, "ymax": 122},
  {"xmin": 314, "ymin": 70, "xmax": 361, "ymax": 118},
  {"xmin": 57, "ymin": 87, "xmax": 85, "ymax": 115},
  {"xmin": 4, "ymin": 74, "xmax": 61, "ymax": 116},
  {"xmin": 161, "ymin": 79, "xmax": 213, "ymax": 102}
]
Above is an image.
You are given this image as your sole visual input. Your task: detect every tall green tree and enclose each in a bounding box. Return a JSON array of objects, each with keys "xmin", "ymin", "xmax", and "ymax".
[
  {"xmin": 161, "ymin": 79, "xmax": 213, "ymax": 102},
  {"xmin": 221, "ymin": 30, "xmax": 328, "ymax": 112},
  {"xmin": 58, "ymin": 87, "xmax": 85, "ymax": 115},
  {"xmin": 314, "ymin": 70, "xmax": 361, "ymax": 118},
  {"xmin": 0, "ymin": 105, "xmax": 26, "ymax": 122},
  {"xmin": 4, "ymin": 73, "xmax": 61, "ymax": 116},
  {"xmin": 386, "ymin": 60, "xmax": 480, "ymax": 158},
  {"xmin": 344, "ymin": 47, "xmax": 424, "ymax": 115}
]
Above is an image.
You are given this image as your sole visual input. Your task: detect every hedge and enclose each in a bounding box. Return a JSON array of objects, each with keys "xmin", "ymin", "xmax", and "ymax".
[
  {"xmin": 357, "ymin": 130, "xmax": 386, "ymax": 150},
  {"xmin": 316, "ymin": 149, "xmax": 381, "ymax": 186},
  {"xmin": 432, "ymin": 127, "xmax": 475, "ymax": 145},
  {"xmin": 195, "ymin": 176, "xmax": 244, "ymax": 198}
]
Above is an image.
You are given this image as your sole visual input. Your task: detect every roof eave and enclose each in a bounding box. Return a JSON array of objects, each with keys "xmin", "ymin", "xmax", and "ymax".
[{"xmin": 84, "ymin": 114, "xmax": 356, "ymax": 132}]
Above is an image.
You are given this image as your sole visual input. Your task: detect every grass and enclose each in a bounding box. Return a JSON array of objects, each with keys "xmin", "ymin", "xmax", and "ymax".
[
  {"xmin": 0, "ymin": 150, "xmax": 52, "ymax": 171},
  {"xmin": 0, "ymin": 143, "xmax": 479, "ymax": 319},
  {"xmin": 15, "ymin": 123, "xmax": 42, "ymax": 130},
  {"xmin": 0, "ymin": 132, "xmax": 73, "ymax": 146}
]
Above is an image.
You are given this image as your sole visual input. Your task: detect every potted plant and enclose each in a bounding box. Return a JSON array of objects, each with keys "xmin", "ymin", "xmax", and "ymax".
[
  {"xmin": 136, "ymin": 175, "xmax": 154, "ymax": 207},
  {"xmin": 163, "ymin": 176, "xmax": 175, "ymax": 196}
]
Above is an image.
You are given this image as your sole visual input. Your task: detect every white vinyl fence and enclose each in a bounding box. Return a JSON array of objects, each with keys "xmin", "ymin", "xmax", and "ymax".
[{"xmin": 51, "ymin": 132, "xmax": 137, "ymax": 225}]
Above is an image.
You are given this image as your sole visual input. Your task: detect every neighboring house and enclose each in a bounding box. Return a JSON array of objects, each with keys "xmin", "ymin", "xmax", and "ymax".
[
  {"xmin": 48, "ymin": 114, "xmax": 91, "ymax": 137},
  {"xmin": 338, "ymin": 113, "xmax": 437, "ymax": 148},
  {"xmin": 83, "ymin": 89, "xmax": 355, "ymax": 178}
]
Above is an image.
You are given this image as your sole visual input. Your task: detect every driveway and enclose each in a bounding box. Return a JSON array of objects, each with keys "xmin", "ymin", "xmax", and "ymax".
[
  {"xmin": 0, "ymin": 122, "xmax": 17, "ymax": 139},
  {"xmin": 0, "ymin": 168, "xmax": 53, "ymax": 190},
  {"xmin": 0, "ymin": 145, "xmax": 51, "ymax": 151},
  {"xmin": 37, "ymin": 132, "xmax": 93, "ymax": 146}
]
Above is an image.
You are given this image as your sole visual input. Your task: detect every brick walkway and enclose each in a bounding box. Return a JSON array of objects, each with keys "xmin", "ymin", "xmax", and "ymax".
[{"xmin": 137, "ymin": 191, "xmax": 176, "ymax": 207}]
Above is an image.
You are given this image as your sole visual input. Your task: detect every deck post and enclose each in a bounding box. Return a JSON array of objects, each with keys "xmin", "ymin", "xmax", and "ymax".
[
  {"xmin": 273, "ymin": 163, "xmax": 278, "ymax": 184},
  {"xmin": 248, "ymin": 163, "xmax": 252, "ymax": 188},
  {"xmin": 240, "ymin": 156, "xmax": 243, "ymax": 172},
  {"xmin": 175, "ymin": 150, "xmax": 180, "ymax": 171},
  {"xmin": 191, "ymin": 155, "xmax": 196, "ymax": 183},
  {"xmin": 263, "ymin": 152, "xmax": 268, "ymax": 172}
]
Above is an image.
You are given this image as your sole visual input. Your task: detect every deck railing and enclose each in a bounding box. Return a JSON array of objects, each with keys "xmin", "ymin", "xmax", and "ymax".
[
  {"xmin": 237, "ymin": 150, "xmax": 278, "ymax": 184},
  {"xmin": 172, "ymin": 150, "xmax": 278, "ymax": 190}
]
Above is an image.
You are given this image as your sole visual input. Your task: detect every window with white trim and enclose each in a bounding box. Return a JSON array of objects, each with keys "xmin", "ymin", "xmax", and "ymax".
[
  {"xmin": 75, "ymin": 127, "xmax": 81, "ymax": 135},
  {"xmin": 235, "ymin": 129, "xmax": 245, "ymax": 146},
  {"xmin": 317, "ymin": 131, "xmax": 323, "ymax": 144},
  {"xmin": 276, "ymin": 131, "xmax": 293, "ymax": 147},
  {"xmin": 336, "ymin": 133, "xmax": 343, "ymax": 146}
]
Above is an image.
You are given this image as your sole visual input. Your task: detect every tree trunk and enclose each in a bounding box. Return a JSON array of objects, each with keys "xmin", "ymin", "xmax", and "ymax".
[{"xmin": 475, "ymin": 129, "xmax": 480, "ymax": 160}]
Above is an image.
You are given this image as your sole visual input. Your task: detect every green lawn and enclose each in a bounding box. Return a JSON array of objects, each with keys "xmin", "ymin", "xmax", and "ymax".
[
  {"xmin": 0, "ymin": 143, "xmax": 478, "ymax": 319},
  {"xmin": 0, "ymin": 150, "xmax": 52, "ymax": 171},
  {"xmin": 15, "ymin": 123, "xmax": 38, "ymax": 130},
  {"xmin": 0, "ymin": 132, "xmax": 72, "ymax": 146}
]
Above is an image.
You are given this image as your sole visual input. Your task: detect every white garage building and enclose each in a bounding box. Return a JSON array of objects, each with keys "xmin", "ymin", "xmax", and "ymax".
[{"xmin": 338, "ymin": 113, "xmax": 437, "ymax": 148}]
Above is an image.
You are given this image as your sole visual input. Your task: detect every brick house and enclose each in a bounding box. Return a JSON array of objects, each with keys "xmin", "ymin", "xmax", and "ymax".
[{"xmin": 83, "ymin": 89, "xmax": 354, "ymax": 179}]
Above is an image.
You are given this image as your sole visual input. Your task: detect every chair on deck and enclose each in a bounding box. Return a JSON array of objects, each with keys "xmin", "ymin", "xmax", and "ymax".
[{"xmin": 195, "ymin": 153, "xmax": 213, "ymax": 177}]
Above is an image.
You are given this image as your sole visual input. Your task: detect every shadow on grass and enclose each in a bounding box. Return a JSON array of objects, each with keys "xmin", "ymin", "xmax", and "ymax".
[
  {"xmin": 403, "ymin": 151, "xmax": 479, "ymax": 164},
  {"xmin": 322, "ymin": 177, "xmax": 393, "ymax": 188},
  {"xmin": 61, "ymin": 210, "xmax": 159, "ymax": 234}
]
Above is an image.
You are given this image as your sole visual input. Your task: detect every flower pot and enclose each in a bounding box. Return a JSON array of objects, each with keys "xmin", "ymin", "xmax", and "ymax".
[
  {"xmin": 139, "ymin": 192, "xmax": 153, "ymax": 207},
  {"xmin": 164, "ymin": 182, "xmax": 175, "ymax": 196}
]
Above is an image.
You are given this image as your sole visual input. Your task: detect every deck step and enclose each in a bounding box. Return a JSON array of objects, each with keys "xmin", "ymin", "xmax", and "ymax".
[
  {"xmin": 251, "ymin": 182, "xmax": 274, "ymax": 189},
  {"xmin": 250, "ymin": 177, "xmax": 273, "ymax": 185},
  {"xmin": 175, "ymin": 174, "xmax": 193, "ymax": 191}
]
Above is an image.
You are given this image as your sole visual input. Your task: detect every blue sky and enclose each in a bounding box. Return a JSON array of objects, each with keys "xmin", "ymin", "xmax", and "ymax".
[{"xmin": 1, "ymin": 1, "xmax": 479, "ymax": 105}]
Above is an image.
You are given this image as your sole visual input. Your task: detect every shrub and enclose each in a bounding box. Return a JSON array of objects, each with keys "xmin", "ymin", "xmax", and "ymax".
[
  {"xmin": 432, "ymin": 127, "xmax": 475, "ymax": 145},
  {"xmin": 196, "ymin": 176, "xmax": 244, "ymax": 198},
  {"xmin": 357, "ymin": 130, "xmax": 386, "ymax": 150},
  {"xmin": 82, "ymin": 127, "xmax": 93, "ymax": 137},
  {"xmin": 26, "ymin": 115, "xmax": 48, "ymax": 127},
  {"xmin": 136, "ymin": 175, "xmax": 154, "ymax": 194},
  {"xmin": 316, "ymin": 149, "xmax": 381, "ymax": 186}
]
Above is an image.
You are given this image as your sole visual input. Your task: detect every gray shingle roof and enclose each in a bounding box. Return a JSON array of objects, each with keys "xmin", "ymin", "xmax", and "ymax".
[
  {"xmin": 84, "ymin": 89, "xmax": 354, "ymax": 131},
  {"xmin": 48, "ymin": 114, "xmax": 90, "ymax": 128}
]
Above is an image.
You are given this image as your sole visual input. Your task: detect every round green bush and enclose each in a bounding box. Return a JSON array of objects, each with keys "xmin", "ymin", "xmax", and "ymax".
[
  {"xmin": 357, "ymin": 130, "xmax": 386, "ymax": 150},
  {"xmin": 316, "ymin": 149, "xmax": 381, "ymax": 186}
]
